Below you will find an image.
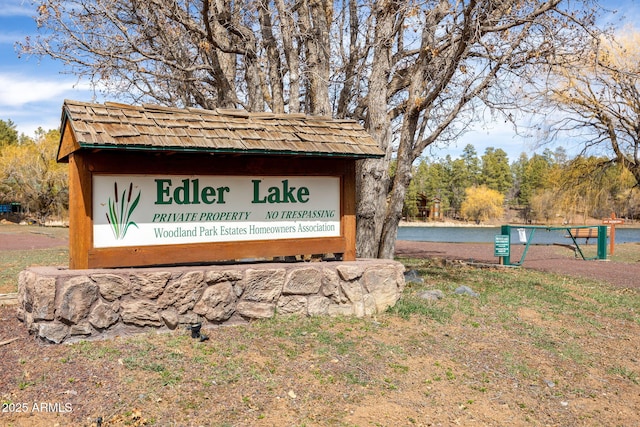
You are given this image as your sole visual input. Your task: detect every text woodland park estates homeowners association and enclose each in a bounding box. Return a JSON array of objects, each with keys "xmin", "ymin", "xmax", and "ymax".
[{"xmin": 93, "ymin": 175, "xmax": 341, "ymax": 248}]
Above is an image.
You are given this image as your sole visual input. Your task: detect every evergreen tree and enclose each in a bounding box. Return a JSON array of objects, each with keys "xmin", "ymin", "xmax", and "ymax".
[
  {"xmin": 480, "ymin": 147, "xmax": 512, "ymax": 194},
  {"xmin": 518, "ymin": 154, "xmax": 552, "ymax": 207},
  {"xmin": 0, "ymin": 119, "xmax": 18, "ymax": 147},
  {"xmin": 460, "ymin": 144, "xmax": 481, "ymax": 186}
]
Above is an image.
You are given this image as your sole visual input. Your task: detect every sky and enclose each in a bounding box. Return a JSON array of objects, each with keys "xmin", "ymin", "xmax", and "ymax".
[{"xmin": 0, "ymin": 0, "xmax": 637, "ymax": 161}]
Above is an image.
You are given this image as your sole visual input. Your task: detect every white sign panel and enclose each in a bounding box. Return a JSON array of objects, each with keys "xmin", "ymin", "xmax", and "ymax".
[{"xmin": 93, "ymin": 175, "xmax": 340, "ymax": 248}]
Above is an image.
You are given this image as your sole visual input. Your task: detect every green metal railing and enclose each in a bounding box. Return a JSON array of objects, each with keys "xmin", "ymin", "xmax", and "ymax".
[{"xmin": 497, "ymin": 225, "xmax": 608, "ymax": 266}]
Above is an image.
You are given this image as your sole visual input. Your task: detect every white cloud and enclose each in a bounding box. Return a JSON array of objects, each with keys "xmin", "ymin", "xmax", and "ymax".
[
  {"xmin": 0, "ymin": 72, "xmax": 91, "ymax": 107},
  {"xmin": 0, "ymin": 1, "xmax": 33, "ymax": 18},
  {"xmin": 0, "ymin": 71, "xmax": 97, "ymax": 135},
  {"xmin": 0, "ymin": 31, "xmax": 26, "ymax": 45}
]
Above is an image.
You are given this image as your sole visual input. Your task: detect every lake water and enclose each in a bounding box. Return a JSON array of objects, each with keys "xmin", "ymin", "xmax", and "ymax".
[{"xmin": 398, "ymin": 226, "xmax": 640, "ymax": 244}]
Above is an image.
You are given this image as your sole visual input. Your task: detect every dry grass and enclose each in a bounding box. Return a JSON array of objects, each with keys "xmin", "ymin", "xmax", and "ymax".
[{"xmin": 1, "ymin": 258, "xmax": 639, "ymax": 426}]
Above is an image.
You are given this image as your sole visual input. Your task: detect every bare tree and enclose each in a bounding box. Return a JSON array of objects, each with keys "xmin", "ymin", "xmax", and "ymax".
[
  {"xmin": 532, "ymin": 28, "xmax": 640, "ymax": 187},
  {"xmin": 21, "ymin": 0, "xmax": 601, "ymax": 258},
  {"xmin": 358, "ymin": 0, "xmax": 599, "ymax": 257}
]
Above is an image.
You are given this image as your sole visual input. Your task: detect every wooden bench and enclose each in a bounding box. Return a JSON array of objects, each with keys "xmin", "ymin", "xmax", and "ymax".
[
  {"xmin": 555, "ymin": 227, "xmax": 608, "ymax": 258},
  {"xmin": 565, "ymin": 227, "xmax": 609, "ymax": 244}
]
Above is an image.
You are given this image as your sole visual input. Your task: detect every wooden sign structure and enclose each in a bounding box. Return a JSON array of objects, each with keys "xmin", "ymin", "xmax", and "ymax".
[
  {"xmin": 57, "ymin": 100, "xmax": 384, "ymax": 269},
  {"xmin": 602, "ymin": 213, "xmax": 624, "ymax": 255}
]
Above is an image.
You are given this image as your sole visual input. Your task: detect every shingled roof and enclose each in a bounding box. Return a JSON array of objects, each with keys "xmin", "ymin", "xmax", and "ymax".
[{"xmin": 57, "ymin": 100, "xmax": 384, "ymax": 162}]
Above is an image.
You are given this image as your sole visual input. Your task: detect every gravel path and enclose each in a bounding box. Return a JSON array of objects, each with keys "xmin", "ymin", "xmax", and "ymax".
[{"xmin": 395, "ymin": 240, "xmax": 640, "ymax": 289}]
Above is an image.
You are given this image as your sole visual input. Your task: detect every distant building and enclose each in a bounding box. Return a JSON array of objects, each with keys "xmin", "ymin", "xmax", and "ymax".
[{"xmin": 407, "ymin": 194, "xmax": 442, "ymax": 221}]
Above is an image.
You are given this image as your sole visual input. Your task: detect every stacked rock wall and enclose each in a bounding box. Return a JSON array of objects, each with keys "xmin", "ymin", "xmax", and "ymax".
[{"xmin": 17, "ymin": 260, "xmax": 405, "ymax": 344}]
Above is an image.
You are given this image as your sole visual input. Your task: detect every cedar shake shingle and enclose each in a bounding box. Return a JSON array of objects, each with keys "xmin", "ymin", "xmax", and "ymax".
[{"xmin": 57, "ymin": 100, "xmax": 384, "ymax": 162}]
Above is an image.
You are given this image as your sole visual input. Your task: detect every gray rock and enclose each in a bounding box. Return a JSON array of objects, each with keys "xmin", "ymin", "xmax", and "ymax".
[
  {"xmin": 70, "ymin": 321, "xmax": 93, "ymax": 336},
  {"xmin": 320, "ymin": 268, "xmax": 342, "ymax": 303},
  {"xmin": 454, "ymin": 285, "xmax": 479, "ymax": 297},
  {"xmin": 130, "ymin": 272, "xmax": 171, "ymax": 299},
  {"xmin": 340, "ymin": 280, "xmax": 364, "ymax": 304},
  {"xmin": 205, "ymin": 270, "xmax": 243, "ymax": 285},
  {"xmin": 232, "ymin": 284, "xmax": 243, "ymax": 297},
  {"xmin": 307, "ymin": 295, "xmax": 331, "ymax": 316},
  {"xmin": 21, "ymin": 274, "xmax": 57, "ymax": 321},
  {"xmin": 160, "ymin": 308, "xmax": 179, "ymax": 329},
  {"xmin": 404, "ymin": 269, "xmax": 424, "ymax": 285},
  {"xmin": 120, "ymin": 299, "xmax": 162, "ymax": 326},
  {"xmin": 362, "ymin": 294, "xmax": 377, "ymax": 316},
  {"xmin": 418, "ymin": 289, "xmax": 445, "ymax": 301},
  {"xmin": 38, "ymin": 322, "xmax": 69, "ymax": 344},
  {"xmin": 336, "ymin": 264, "xmax": 363, "ymax": 281},
  {"xmin": 276, "ymin": 295, "xmax": 307, "ymax": 315},
  {"xmin": 362, "ymin": 266, "xmax": 402, "ymax": 313}
]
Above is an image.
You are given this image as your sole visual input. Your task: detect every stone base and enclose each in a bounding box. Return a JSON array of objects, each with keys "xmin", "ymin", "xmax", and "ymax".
[{"xmin": 17, "ymin": 259, "xmax": 405, "ymax": 344}]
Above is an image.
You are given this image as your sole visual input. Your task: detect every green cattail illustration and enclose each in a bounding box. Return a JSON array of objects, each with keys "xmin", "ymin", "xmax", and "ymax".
[{"xmin": 107, "ymin": 181, "xmax": 141, "ymax": 239}]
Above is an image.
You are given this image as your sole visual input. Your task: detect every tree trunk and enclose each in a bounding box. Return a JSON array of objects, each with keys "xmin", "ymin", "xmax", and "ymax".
[
  {"xmin": 378, "ymin": 116, "xmax": 418, "ymax": 258},
  {"xmin": 299, "ymin": 0, "xmax": 332, "ymax": 116},
  {"xmin": 355, "ymin": 2, "xmax": 400, "ymax": 258},
  {"xmin": 258, "ymin": 2, "xmax": 285, "ymax": 113},
  {"xmin": 274, "ymin": 0, "xmax": 301, "ymax": 113}
]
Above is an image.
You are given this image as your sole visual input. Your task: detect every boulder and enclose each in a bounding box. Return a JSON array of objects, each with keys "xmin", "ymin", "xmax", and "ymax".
[
  {"xmin": 241, "ymin": 269, "xmax": 285, "ymax": 303},
  {"xmin": 158, "ymin": 271, "xmax": 206, "ymax": 314},
  {"xmin": 192, "ymin": 281, "xmax": 237, "ymax": 322},
  {"xmin": 130, "ymin": 272, "xmax": 171, "ymax": 299},
  {"xmin": 89, "ymin": 300, "xmax": 120, "ymax": 329},
  {"xmin": 236, "ymin": 300, "xmax": 275, "ymax": 319},
  {"xmin": 362, "ymin": 266, "xmax": 402, "ymax": 313},
  {"xmin": 93, "ymin": 274, "xmax": 130, "ymax": 301},
  {"xmin": 57, "ymin": 276, "xmax": 99, "ymax": 324},
  {"xmin": 120, "ymin": 299, "xmax": 162, "ymax": 326},
  {"xmin": 20, "ymin": 273, "xmax": 57, "ymax": 321},
  {"xmin": 276, "ymin": 295, "xmax": 307, "ymax": 315},
  {"xmin": 283, "ymin": 267, "xmax": 322, "ymax": 295},
  {"xmin": 38, "ymin": 322, "xmax": 69, "ymax": 344}
]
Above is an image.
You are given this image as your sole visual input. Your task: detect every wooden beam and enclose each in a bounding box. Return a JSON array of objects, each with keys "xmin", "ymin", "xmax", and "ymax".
[
  {"xmin": 342, "ymin": 161, "xmax": 357, "ymax": 261},
  {"xmin": 68, "ymin": 153, "xmax": 93, "ymax": 269},
  {"xmin": 87, "ymin": 237, "xmax": 348, "ymax": 268}
]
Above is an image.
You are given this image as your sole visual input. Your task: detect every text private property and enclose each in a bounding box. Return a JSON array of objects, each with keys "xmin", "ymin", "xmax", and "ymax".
[{"xmin": 152, "ymin": 211, "xmax": 251, "ymax": 222}]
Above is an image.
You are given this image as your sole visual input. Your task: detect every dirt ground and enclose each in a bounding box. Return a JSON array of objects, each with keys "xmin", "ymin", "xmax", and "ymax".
[
  {"xmin": 0, "ymin": 223, "xmax": 69, "ymax": 251},
  {"xmin": 1, "ymin": 226, "xmax": 639, "ymax": 426}
]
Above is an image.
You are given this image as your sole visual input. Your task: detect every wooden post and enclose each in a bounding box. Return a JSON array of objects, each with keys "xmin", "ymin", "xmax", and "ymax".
[
  {"xmin": 68, "ymin": 153, "xmax": 92, "ymax": 269},
  {"xmin": 342, "ymin": 161, "xmax": 357, "ymax": 261},
  {"xmin": 610, "ymin": 214, "xmax": 616, "ymax": 255},
  {"xmin": 602, "ymin": 213, "xmax": 624, "ymax": 256}
]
